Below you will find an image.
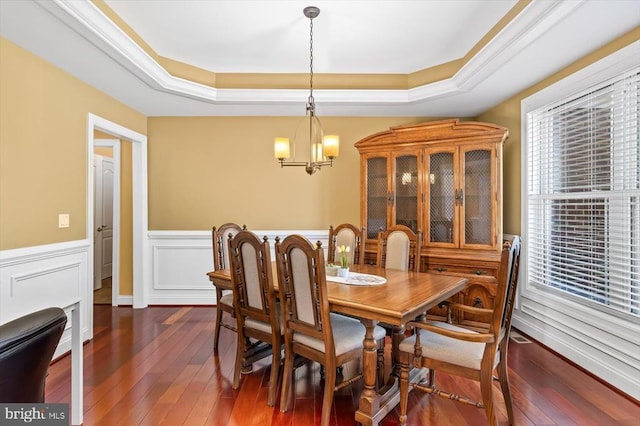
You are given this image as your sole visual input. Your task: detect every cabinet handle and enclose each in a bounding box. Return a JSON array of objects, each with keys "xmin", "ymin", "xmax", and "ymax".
[
  {"xmin": 473, "ymin": 270, "xmax": 484, "ymax": 275},
  {"xmin": 436, "ymin": 267, "xmax": 447, "ymax": 272}
]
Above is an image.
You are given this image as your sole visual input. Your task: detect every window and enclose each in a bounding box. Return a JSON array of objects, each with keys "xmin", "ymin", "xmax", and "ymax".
[{"xmin": 526, "ymin": 66, "xmax": 639, "ymax": 318}]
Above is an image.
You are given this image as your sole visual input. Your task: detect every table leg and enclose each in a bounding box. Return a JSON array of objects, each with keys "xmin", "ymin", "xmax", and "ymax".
[
  {"xmin": 71, "ymin": 301, "xmax": 83, "ymax": 425},
  {"xmin": 356, "ymin": 319, "xmax": 379, "ymax": 421},
  {"xmin": 356, "ymin": 319, "xmax": 405, "ymax": 426},
  {"xmin": 390, "ymin": 324, "xmax": 405, "ymax": 380}
]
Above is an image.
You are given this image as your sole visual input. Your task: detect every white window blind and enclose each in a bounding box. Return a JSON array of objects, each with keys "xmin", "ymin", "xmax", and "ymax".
[{"xmin": 526, "ymin": 66, "xmax": 639, "ymax": 318}]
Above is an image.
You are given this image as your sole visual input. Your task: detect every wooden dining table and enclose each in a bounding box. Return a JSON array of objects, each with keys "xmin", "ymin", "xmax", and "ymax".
[{"xmin": 207, "ymin": 263, "xmax": 467, "ymax": 426}]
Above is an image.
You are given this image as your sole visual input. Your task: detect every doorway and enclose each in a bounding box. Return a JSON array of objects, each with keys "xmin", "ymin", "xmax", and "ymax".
[
  {"xmin": 93, "ymin": 141, "xmax": 119, "ymax": 305},
  {"xmin": 87, "ymin": 113, "xmax": 148, "ymax": 333}
]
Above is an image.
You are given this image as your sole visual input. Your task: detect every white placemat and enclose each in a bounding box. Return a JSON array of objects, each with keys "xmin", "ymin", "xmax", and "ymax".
[{"xmin": 327, "ymin": 272, "xmax": 387, "ymax": 286}]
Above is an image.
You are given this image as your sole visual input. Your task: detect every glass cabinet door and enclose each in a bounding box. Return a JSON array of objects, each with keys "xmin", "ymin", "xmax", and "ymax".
[
  {"xmin": 393, "ymin": 154, "xmax": 419, "ymax": 234},
  {"xmin": 366, "ymin": 156, "xmax": 388, "ymax": 239},
  {"xmin": 462, "ymin": 148, "xmax": 493, "ymax": 246},
  {"xmin": 427, "ymin": 150, "xmax": 456, "ymax": 244}
]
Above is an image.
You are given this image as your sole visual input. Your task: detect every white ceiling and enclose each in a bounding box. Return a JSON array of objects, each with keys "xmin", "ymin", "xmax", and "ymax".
[
  {"xmin": 1, "ymin": 0, "xmax": 639, "ymax": 117},
  {"xmin": 103, "ymin": 0, "xmax": 518, "ymax": 74}
]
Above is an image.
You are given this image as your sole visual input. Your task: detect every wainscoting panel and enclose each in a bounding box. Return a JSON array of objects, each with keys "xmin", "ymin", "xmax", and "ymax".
[
  {"xmin": 147, "ymin": 230, "xmax": 329, "ymax": 305},
  {"xmin": 513, "ymin": 283, "xmax": 640, "ymax": 400},
  {"xmin": 0, "ymin": 240, "xmax": 91, "ymax": 359}
]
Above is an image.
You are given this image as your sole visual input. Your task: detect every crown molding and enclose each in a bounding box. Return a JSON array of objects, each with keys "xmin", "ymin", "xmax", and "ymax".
[
  {"xmin": 455, "ymin": 0, "xmax": 586, "ymax": 91},
  {"xmin": 35, "ymin": 0, "xmax": 586, "ymax": 110}
]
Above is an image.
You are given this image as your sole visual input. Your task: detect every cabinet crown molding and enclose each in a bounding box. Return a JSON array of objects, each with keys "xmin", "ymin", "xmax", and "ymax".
[{"xmin": 355, "ymin": 119, "xmax": 508, "ymax": 150}]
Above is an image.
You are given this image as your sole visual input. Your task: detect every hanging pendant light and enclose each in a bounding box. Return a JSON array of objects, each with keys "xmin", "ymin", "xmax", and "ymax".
[{"xmin": 274, "ymin": 6, "xmax": 339, "ymax": 175}]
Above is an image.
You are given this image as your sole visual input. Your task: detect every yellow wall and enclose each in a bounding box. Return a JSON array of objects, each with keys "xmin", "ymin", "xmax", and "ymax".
[
  {"xmin": 119, "ymin": 141, "xmax": 133, "ymax": 296},
  {"xmin": 476, "ymin": 27, "xmax": 639, "ymax": 236},
  {"xmin": 94, "ymin": 146, "xmax": 113, "ymax": 158},
  {"xmin": 2, "ymin": 25, "xmax": 638, "ymax": 295},
  {"xmin": 0, "ymin": 37, "xmax": 146, "ymax": 250},
  {"xmin": 148, "ymin": 116, "xmax": 430, "ymax": 230}
]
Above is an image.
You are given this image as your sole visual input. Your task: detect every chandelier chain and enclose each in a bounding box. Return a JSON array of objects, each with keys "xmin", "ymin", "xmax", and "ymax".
[{"xmin": 308, "ymin": 14, "xmax": 314, "ymax": 110}]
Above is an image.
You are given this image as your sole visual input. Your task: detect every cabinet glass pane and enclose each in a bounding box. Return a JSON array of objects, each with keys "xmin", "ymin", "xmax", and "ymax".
[
  {"xmin": 429, "ymin": 152, "xmax": 454, "ymax": 243},
  {"xmin": 394, "ymin": 155, "xmax": 418, "ymax": 233},
  {"xmin": 367, "ymin": 157, "xmax": 387, "ymax": 239},
  {"xmin": 464, "ymin": 150, "xmax": 491, "ymax": 244}
]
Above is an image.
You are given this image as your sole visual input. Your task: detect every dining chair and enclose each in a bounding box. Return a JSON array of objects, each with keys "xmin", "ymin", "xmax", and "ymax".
[
  {"xmin": 212, "ymin": 222, "xmax": 246, "ymax": 351},
  {"xmin": 376, "ymin": 224, "xmax": 421, "ymax": 272},
  {"xmin": 0, "ymin": 307, "xmax": 67, "ymax": 402},
  {"xmin": 327, "ymin": 223, "xmax": 365, "ymax": 267},
  {"xmin": 376, "ymin": 224, "xmax": 423, "ymax": 350},
  {"xmin": 397, "ymin": 235, "xmax": 521, "ymax": 426},
  {"xmin": 227, "ymin": 230, "xmax": 282, "ymax": 406},
  {"xmin": 274, "ymin": 235, "xmax": 386, "ymax": 426}
]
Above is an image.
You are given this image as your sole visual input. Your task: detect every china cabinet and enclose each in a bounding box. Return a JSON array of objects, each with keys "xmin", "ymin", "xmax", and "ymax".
[{"xmin": 355, "ymin": 119, "xmax": 509, "ymax": 328}]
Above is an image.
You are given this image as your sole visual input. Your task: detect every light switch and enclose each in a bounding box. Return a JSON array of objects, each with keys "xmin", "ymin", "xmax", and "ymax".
[{"xmin": 58, "ymin": 213, "xmax": 70, "ymax": 228}]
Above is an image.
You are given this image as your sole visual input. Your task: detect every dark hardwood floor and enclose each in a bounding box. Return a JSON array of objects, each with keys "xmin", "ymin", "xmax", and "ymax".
[{"xmin": 45, "ymin": 306, "xmax": 639, "ymax": 425}]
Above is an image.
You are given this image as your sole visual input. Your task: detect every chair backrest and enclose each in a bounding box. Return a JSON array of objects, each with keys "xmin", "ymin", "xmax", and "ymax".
[
  {"xmin": 0, "ymin": 307, "xmax": 67, "ymax": 402},
  {"xmin": 491, "ymin": 235, "xmax": 521, "ymax": 341},
  {"xmin": 227, "ymin": 230, "xmax": 279, "ymax": 329},
  {"xmin": 377, "ymin": 224, "xmax": 421, "ymax": 272},
  {"xmin": 327, "ymin": 223, "xmax": 365, "ymax": 266},
  {"xmin": 212, "ymin": 222, "xmax": 246, "ymax": 270},
  {"xmin": 274, "ymin": 235, "xmax": 334, "ymax": 355}
]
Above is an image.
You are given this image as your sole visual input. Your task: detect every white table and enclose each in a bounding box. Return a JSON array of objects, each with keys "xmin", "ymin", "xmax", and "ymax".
[{"xmin": 65, "ymin": 298, "xmax": 83, "ymax": 425}]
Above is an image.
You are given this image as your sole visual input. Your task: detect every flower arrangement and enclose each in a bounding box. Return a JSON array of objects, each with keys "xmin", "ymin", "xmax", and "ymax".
[{"xmin": 337, "ymin": 245, "xmax": 351, "ymax": 269}]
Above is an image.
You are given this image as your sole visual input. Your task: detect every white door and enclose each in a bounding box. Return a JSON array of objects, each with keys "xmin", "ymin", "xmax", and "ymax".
[{"xmin": 94, "ymin": 154, "xmax": 114, "ymax": 290}]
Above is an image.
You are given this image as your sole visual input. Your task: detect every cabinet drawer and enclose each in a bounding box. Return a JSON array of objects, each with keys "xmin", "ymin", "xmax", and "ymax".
[{"xmin": 426, "ymin": 263, "xmax": 497, "ymax": 278}]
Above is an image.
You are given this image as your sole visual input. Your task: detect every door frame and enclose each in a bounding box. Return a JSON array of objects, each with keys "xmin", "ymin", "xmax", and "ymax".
[
  {"xmin": 87, "ymin": 113, "xmax": 148, "ymax": 322},
  {"xmin": 94, "ymin": 140, "xmax": 120, "ymax": 306}
]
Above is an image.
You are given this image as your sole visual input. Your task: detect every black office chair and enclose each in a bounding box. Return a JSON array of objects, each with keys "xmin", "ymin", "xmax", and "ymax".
[{"xmin": 0, "ymin": 307, "xmax": 67, "ymax": 402}]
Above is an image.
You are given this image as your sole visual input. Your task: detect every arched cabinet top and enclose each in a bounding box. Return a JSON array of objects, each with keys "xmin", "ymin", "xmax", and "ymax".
[{"xmin": 355, "ymin": 119, "xmax": 509, "ymax": 152}]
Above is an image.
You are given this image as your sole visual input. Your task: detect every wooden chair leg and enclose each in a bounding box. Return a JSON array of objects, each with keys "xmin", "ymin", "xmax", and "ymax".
[
  {"xmin": 232, "ymin": 328, "xmax": 245, "ymax": 390},
  {"xmin": 498, "ymin": 355, "xmax": 515, "ymax": 425},
  {"xmin": 214, "ymin": 289, "xmax": 223, "ymax": 351},
  {"xmin": 399, "ymin": 362, "xmax": 410, "ymax": 425},
  {"xmin": 428, "ymin": 368, "xmax": 435, "ymax": 387},
  {"xmin": 480, "ymin": 367, "xmax": 497, "ymax": 426},
  {"xmin": 267, "ymin": 346, "xmax": 281, "ymax": 406},
  {"xmin": 321, "ymin": 362, "xmax": 336, "ymax": 426},
  {"xmin": 279, "ymin": 344, "xmax": 294, "ymax": 413}
]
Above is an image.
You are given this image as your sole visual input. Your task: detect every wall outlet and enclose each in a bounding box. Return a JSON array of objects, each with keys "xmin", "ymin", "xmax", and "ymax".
[{"xmin": 58, "ymin": 213, "xmax": 70, "ymax": 228}]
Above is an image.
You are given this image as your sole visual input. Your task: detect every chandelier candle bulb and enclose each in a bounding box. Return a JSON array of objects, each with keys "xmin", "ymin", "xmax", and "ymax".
[
  {"xmin": 274, "ymin": 137, "xmax": 291, "ymax": 160},
  {"xmin": 310, "ymin": 143, "xmax": 320, "ymax": 163},
  {"xmin": 323, "ymin": 135, "xmax": 339, "ymax": 158}
]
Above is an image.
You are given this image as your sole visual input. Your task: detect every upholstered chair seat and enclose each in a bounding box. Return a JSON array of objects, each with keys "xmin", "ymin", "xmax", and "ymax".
[
  {"xmin": 399, "ymin": 321, "xmax": 493, "ymax": 370},
  {"xmin": 219, "ymin": 292, "xmax": 234, "ymax": 309},
  {"xmin": 294, "ymin": 313, "xmax": 385, "ymax": 355},
  {"xmin": 244, "ymin": 303, "xmax": 284, "ymax": 335}
]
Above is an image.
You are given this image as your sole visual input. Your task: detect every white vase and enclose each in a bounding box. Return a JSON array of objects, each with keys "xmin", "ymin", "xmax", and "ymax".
[{"xmin": 337, "ymin": 267, "xmax": 349, "ymax": 278}]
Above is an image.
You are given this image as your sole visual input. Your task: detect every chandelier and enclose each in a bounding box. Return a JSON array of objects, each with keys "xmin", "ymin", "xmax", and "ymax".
[{"xmin": 274, "ymin": 6, "xmax": 339, "ymax": 175}]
